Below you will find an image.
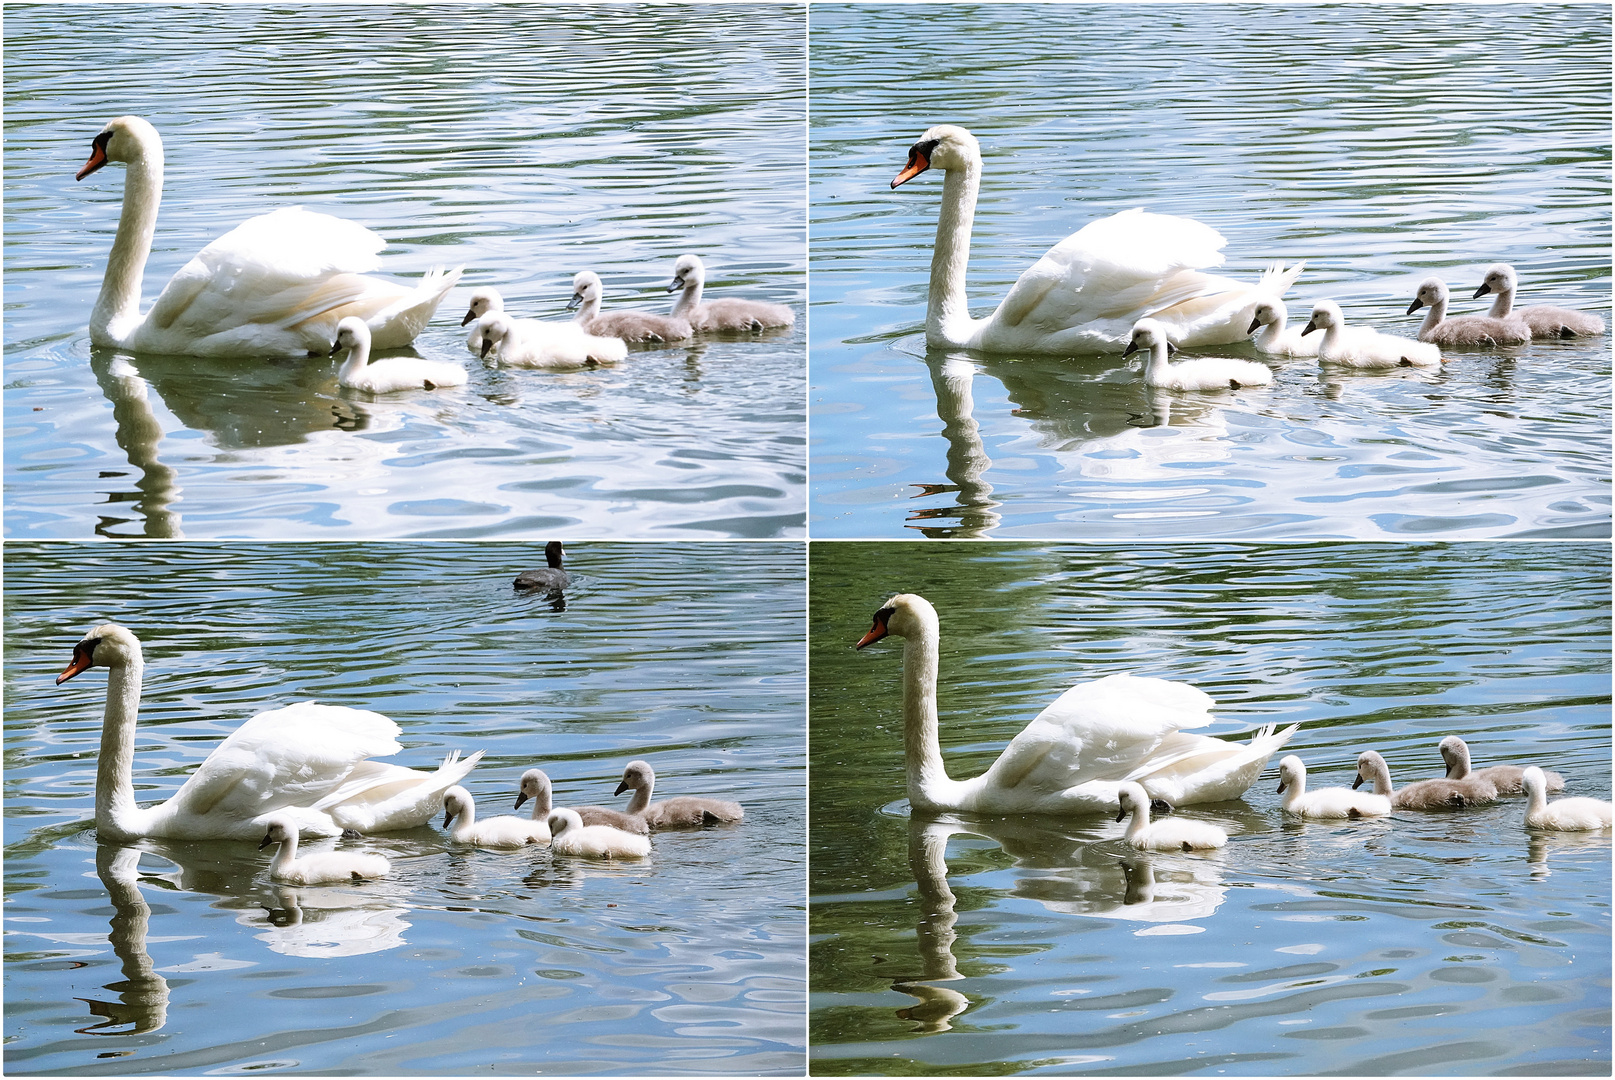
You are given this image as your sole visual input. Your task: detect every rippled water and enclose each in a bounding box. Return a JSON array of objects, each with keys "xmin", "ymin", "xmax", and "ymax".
[
  {"xmin": 809, "ymin": 543, "xmax": 1611, "ymax": 1075},
  {"xmin": 809, "ymin": 5, "xmax": 1610, "ymax": 539},
  {"xmin": 3, "ymin": 543, "xmax": 805, "ymax": 1074},
  {"xmin": 5, "ymin": 5, "xmax": 805, "ymax": 539}
]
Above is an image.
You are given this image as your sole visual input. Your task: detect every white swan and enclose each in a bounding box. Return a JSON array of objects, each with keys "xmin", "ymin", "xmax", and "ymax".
[
  {"xmin": 475, "ymin": 311, "xmax": 626, "ymax": 368},
  {"xmin": 891, "ymin": 124, "xmax": 1304, "ymax": 353},
  {"xmin": 259, "ymin": 816, "xmax": 390, "ymax": 884},
  {"xmin": 1276, "ymin": 755, "xmax": 1390, "ymax": 819},
  {"xmin": 333, "ymin": 317, "xmax": 466, "ymax": 393},
  {"xmin": 1123, "ymin": 319, "xmax": 1273, "ymax": 391},
  {"xmin": 1439, "ymin": 736, "xmax": 1564, "ymax": 795},
  {"xmin": 514, "ymin": 541, "xmax": 570, "ymax": 594},
  {"xmin": 1114, "ymin": 782, "xmax": 1227, "ymax": 850},
  {"xmin": 76, "ymin": 116, "xmax": 461, "ymax": 358},
  {"xmin": 1473, "ymin": 264, "xmax": 1604, "ymax": 339},
  {"xmin": 1302, "ymin": 300, "xmax": 1441, "ymax": 368},
  {"xmin": 855, "ymin": 594, "xmax": 1300, "ymax": 812},
  {"xmin": 666, "ymin": 254, "xmax": 795, "ymax": 332},
  {"xmin": 514, "ymin": 768, "xmax": 649, "ymax": 834},
  {"xmin": 1522, "ymin": 766, "xmax": 1611, "ymax": 831},
  {"xmin": 441, "ymin": 786, "xmax": 541, "ymax": 849},
  {"xmin": 613, "ymin": 760, "xmax": 745, "ymax": 828},
  {"xmin": 568, "ymin": 271, "xmax": 692, "ymax": 343},
  {"xmin": 547, "ymin": 807, "xmax": 651, "ymax": 859},
  {"xmin": 1407, "ymin": 277, "xmax": 1530, "ymax": 346},
  {"xmin": 1352, "ymin": 750, "xmax": 1497, "ymax": 810},
  {"xmin": 56, "ymin": 623, "xmax": 483, "ymax": 841},
  {"xmin": 509, "ymin": 769, "xmax": 555, "ymax": 843}
]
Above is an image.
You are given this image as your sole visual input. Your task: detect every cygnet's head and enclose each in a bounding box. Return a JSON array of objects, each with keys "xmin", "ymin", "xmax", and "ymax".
[
  {"xmin": 1276, "ymin": 755, "xmax": 1306, "ymax": 793},
  {"xmin": 615, "ymin": 760, "xmax": 656, "ymax": 797},
  {"xmin": 1247, "ymin": 294, "xmax": 1286, "ymax": 333},
  {"xmin": 1473, "ymin": 264, "xmax": 1517, "ymax": 300},
  {"xmin": 442, "ymin": 786, "xmax": 473, "ymax": 827},
  {"xmin": 1301, "ymin": 300, "xmax": 1343, "ymax": 336},
  {"xmin": 477, "ymin": 312, "xmax": 513, "ymax": 358},
  {"xmin": 76, "ymin": 115, "xmax": 160, "ymax": 181},
  {"xmin": 1353, "ymin": 750, "xmax": 1388, "ymax": 790},
  {"xmin": 547, "ymin": 807, "xmax": 583, "ymax": 837},
  {"xmin": 1520, "ymin": 765, "xmax": 1547, "ymax": 798},
  {"xmin": 57, "ymin": 623, "xmax": 141, "ymax": 685},
  {"xmin": 1407, "ymin": 277, "xmax": 1449, "ymax": 315},
  {"xmin": 514, "ymin": 769, "xmax": 552, "ymax": 811},
  {"xmin": 892, "ymin": 124, "xmax": 980, "ymax": 189},
  {"xmin": 1122, "ymin": 318, "xmax": 1176, "ymax": 357},
  {"xmin": 332, "ymin": 316, "xmax": 371, "ymax": 356},
  {"xmin": 1438, "ymin": 735, "xmax": 1472, "ymax": 778},
  {"xmin": 667, "ymin": 254, "xmax": 704, "ymax": 294},
  {"xmin": 855, "ymin": 593, "xmax": 938, "ymax": 649},
  {"xmin": 258, "ymin": 815, "xmax": 298, "ymax": 850},
  {"xmin": 463, "ymin": 287, "xmax": 504, "ymax": 326},
  {"xmin": 1114, "ymin": 782, "xmax": 1152, "ymax": 822},
  {"xmin": 568, "ymin": 271, "xmax": 603, "ymax": 310}
]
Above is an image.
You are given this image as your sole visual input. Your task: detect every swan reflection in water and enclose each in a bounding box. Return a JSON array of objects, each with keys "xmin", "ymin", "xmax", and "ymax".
[
  {"xmin": 61, "ymin": 839, "xmax": 415, "ymax": 1034},
  {"xmin": 889, "ymin": 812, "xmax": 1253, "ymax": 1032}
]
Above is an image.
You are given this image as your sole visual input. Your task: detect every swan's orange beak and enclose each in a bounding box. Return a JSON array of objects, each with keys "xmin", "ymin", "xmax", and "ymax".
[
  {"xmin": 56, "ymin": 640, "xmax": 96, "ymax": 685},
  {"xmin": 891, "ymin": 147, "xmax": 931, "ymax": 189},
  {"xmin": 76, "ymin": 137, "xmax": 110, "ymax": 182},
  {"xmin": 855, "ymin": 622, "xmax": 888, "ymax": 649}
]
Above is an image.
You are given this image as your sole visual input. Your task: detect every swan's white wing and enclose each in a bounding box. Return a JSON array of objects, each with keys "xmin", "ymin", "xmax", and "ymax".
[
  {"xmin": 163, "ymin": 702, "xmax": 400, "ymax": 821},
  {"xmin": 318, "ymin": 749, "xmax": 485, "ymax": 832},
  {"xmin": 992, "ymin": 209, "xmax": 1230, "ymax": 337}
]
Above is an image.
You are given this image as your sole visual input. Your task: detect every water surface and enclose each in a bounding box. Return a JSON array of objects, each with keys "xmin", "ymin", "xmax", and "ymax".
[
  {"xmin": 4, "ymin": 542, "xmax": 805, "ymax": 1074},
  {"xmin": 5, "ymin": 5, "xmax": 805, "ymax": 539},
  {"xmin": 809, "ymin": 4, "xmax": 1610, "ymax": 539},
  {"xmin": 809, "ymin": 542, "xmax": 1610, "ymax": 1075}
]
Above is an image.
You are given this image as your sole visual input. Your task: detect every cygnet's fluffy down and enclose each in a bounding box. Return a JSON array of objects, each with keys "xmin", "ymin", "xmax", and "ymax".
[
  {"xmin": 1438, "ymin": 735, "xmax": 1563, "ymax": 796},
  {"xmin": 1276, "ymin": 755, "xmax": 1391, "ymax": 819},
  {"xmin": 1302, "ymin": 300, "xmax": 1441, "ymax": 368},
  {"xmin": 1522, "ymin": 766, "xmax": 1611, "ymax": 831},
  {"xmin": 462, "ymin": 287, "xmax": 505, "ymax": 353},
  {"xmin": 666, "ymin": 254, "xmax": 795, "ymax": 332},
  {"xmin": 333, "ymin": 316, "xmax": 467, "ymax": 393},
  {"xmin": 476, "ymin": 311, "xmax": 627, "ymax": 368},
  {"xmin": 442, "ymin": 786, "xmax": 542, "ymax": 849},
  {"xmin": 547, "ymin": 807, "xmax": 652, "ymax": 858},
  {"xmin": 1123, "ymin": 318, "xmax": 1273, "ymax": 391},
  {"xmin": 1407, "ymin": 277, "xmax": 1530, "ymax": 347},
  {"xmin": 259, "ymin": 816, "xmax": 390, "ymax": 884},
  {"xmin": 1353, "ymin": 750, "xmax": 1497, "ymax": 810},
  {"xmin": 1114, "ymin": 782, "xmax": 1227, "ymax": 851},
  {"xmin": 569, "ymin": 271, "xmax": 692, "ymax": 343},
  {"xmin": 1473, "ymin": 264, "xmax": 1604, "ymax": 339}
]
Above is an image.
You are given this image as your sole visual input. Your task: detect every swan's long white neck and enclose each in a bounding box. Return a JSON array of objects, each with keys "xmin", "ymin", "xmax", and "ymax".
[
  {"xmin": 1280, "ymin": 768, "xmax": 1306, "ymax": 811},
  {"xmin": 93, "ymin": 136, "xmax": 164, "ymax": 347},
  {"xmin": 97, "ymin": 654, "xmax": 149, "ymax": 840},
  {"xmin": 900, "ymin": 615, "xmax": 952, "ymax": 809},
  {"xmin": 1485, "ymin": 284, "xmax": 1516, "ymax": 319},
  {"xmin": 671, "ymin": 272, "xmax": 704, "ymax": 320},
  {"xmin": 1417, "ymin": 294, "xmax": 1446, "ymax": 337},
  {"xmin": 927, "ymin": 157, "xmax": 983, "ymax": 346}
]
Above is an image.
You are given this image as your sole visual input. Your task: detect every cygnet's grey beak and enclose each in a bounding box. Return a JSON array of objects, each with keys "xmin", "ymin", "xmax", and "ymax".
[
  {"xmin": 1406, "ymin": 297, "xmax": 1425, "ymax": 316},
  {"xmin": 479, "ymin": 338, "xmax": 495, "ymax": 359},
  {"xmin": 1471, "ymin": 282, "xmax": 1492, "ymax": 299},
  {"xmin": 259, "ymin": 831, "xmax": 275, "ymax": 850},
  {"xmin": 1351, "ymin": 774, "xmax": 1365, "ymax": 790},
  {"xmin": 566, "ymin": 293, "xmax": 584, "ymax": 311},
  {"xmin": 666, "ymin": 277, "xmax": 684, "ymax": 294},
  {"xmin": 461, "ymin": 308, "xmax": 477, "ymax": 326},
  {"xmin": 514, "ymin": 791, "xmax": 529, "ymax": 811},
  {"xmin": 1247, "ymin": 315, "xmax": 1263, "ymax": 335},
  {"xmin": 1300, "ymin": 318, "xmax": 1320, "ymax": 337},
  {"xmin": 1122, "ymin": 339, "xmax": 1141, "ymax": 358}
]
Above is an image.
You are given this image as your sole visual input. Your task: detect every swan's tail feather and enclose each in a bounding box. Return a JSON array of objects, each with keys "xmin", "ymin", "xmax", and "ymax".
[{"xmin": 1256, "ymin": 261, "xmax": 1305, "ymax": 297}]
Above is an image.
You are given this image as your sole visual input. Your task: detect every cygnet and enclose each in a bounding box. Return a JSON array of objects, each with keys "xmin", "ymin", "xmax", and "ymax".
[
  {"xmin": 1353, "ymin": 749, "xmax": 1496, "ymax": 810},
  {"xmin": 442, "ymin": 786, "xmax": 542, "ymax": 849},
  {"xmin": 666, "ymin": 254, "xmax": 794, "ymax": 332},
  {"xmin": 1123, "ymin": 318, "xmax": 1273, "ymax": 391},
  {"xmin": 613, "ymin": 759, "xmax": 745, "ymax": 829},
  {"xmin": 333, "ymin": 317, "xmax": 466, "ymax": 393},
  {"xmin": 568, "ymin": 271, "xmax": 692, "ymax": 343},
  {"xmin": 1114, "ymin": 782, "xmax": 1227, "ymax": 850},
  {"xmin": 1522, "ymin": 766, "xmax": 1611, "ymax": 831},
  {"xmin": 1439, "ymin": 735, "xmax": 1564, "ymax": 795},
  {"xmin": 547, "ymin": 807, "xmax": 652, "ymax": 858},
  {"xmin": 1473, "ymin": 264, "xmax": 1603, "ymax": 339},
  {"xmin": 476, "ymin": 311, "xmax": 626, "ymax": 368},
  {"xmin": 1302, "ymin": 299, "xmax": 1441, "ymax": 367},
  {"xmin": 259, "ymin": 816, "xmax": 390, "ymax": 884},
  {"xmin": 1407, "ymin": 277, "xmax": 1530, "ymax": 346},
  {"xmin": 1277, "ymin": 755, "xmax": 1391, "ymax": 819}
]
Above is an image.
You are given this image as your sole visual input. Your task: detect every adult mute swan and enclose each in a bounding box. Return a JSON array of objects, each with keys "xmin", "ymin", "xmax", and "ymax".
[
  {"xmin": 56, "ymin": 623, "xmax": 484, "ymax": 841},
  {"xmin": 514, "ymin": 541, "xmax": 570, "ymax": 594},
  {"xmin": 1114, "ymin": 783, "xmax": 1227, "ymax": 850},
  {"xmin": 1521, "ymin": 766, "xmax": 1611, "ymax": 831},
  {"xmin": 855, "ymin": 594, "xmax": 1299, "ymax": 813},
  {"xmin": 259, "ymin": 817, "xmax": 390, "ymax": 884},
  {"xmin": 1352, "ymin": 750, "xmax": 1496, "ymax": 810},
  {"xmin": 76, "ymin": 116, "xmax": 461, "ymax": 358},
  {"xmin": 613, "ymin": 760, "xmax": 745, "ymax": 828},
  {"xmin": 891, "ymin": 125, "xmax": 1303, "ymax": 353},
  {"xmin": 332, "ymin": 318, "xmax": 466, "ymax": 393},
  {"xmin": 547, "ymin": 807, "xmax": 652, "ymax": 859},
  {"xmin": 568, "ymin": 271, "xmax": 692, "ymax": 343},
  {"xmin": 1438, "ymin": 736, "xmax": 1563, "ymax": 795},
  {"xmin": 665, "ymin": 254, "xmax": 795, "ymax": 332},
  {"xmin": 1472, "ymin": 264, "xmax": 1604, "ymax": 339},
  {"xmin": 441, "ymin": 786, "xmax": 541, "ymax": 848},
  {"xmin": 1123, "ymin": 319, "xmax": 1272, "ymax": 391},
  {"xmin": 1276, "ymin": 755, "xmax": 1390, "ymax": 819},
  {"xmin": 1407, "ymin": 278, "xmax": 1530, "ymax": 347},
  {"xmin": 1301, "ymin": 300, "xmax": 1441, "ymax": 368}
]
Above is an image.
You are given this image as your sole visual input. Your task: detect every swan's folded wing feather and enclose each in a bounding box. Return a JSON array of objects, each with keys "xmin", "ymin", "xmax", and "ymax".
[
  {"xmin": 165, "ymin": 703, "xmax": 400, "ymax": 819},
  {"xmin": 322, "ymin": 749, "xmax": 485, "ymax": 832}
]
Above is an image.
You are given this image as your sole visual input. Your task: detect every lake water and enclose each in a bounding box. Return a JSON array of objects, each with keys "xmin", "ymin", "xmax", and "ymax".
[
  {"xmin": 3, "ymin": 542, "xmax": 806, "ymax": 1074},
  {"xmin": 809, "ymin": 542, "xmax": 1610, "ymax": 1075},
  {"xmin": 4, "ymin": 5, "xmax": 805, "ymax": 540},
  {"xmin": 808, "ymin": 4, "xmax": 1610, "ymax": 539}
]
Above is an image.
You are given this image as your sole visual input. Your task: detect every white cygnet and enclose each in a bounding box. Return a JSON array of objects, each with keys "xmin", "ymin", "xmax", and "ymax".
[
  {"xmin": 1123, "ymin": 318, "xmax": 1273, "ymax": 391},
  {"xmin": 333, "ymin": 316, "xmax": 467, "ymax": 393},
  {"xmin": 1277, "ymin": 755, "xmax": 1391, "ymax": 819},
  {"xmin": 442, "ymin": 786, "xmax": 542, "ymax": 849},
  {"xmin": 1302, "ymin": 299, "xmax": 1441, "ymax": 368},
  {"xmin": 1522, "ymin": 766, "xmax": 1611, "ymax": 831},
  {"xmin": 477, "ymin": 311, "xmax": 627, "ymax": 368},
  {"xmin": 547, "ymin": 807, "xmax": 652, "ymax": 859},
  {"xmin": 259, "ymin": 815, "xmax": 390, "ymax": 884},
  {"xmin": 1114, "ymin": 782, "xmax": 1227, "ymax": 850}
]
